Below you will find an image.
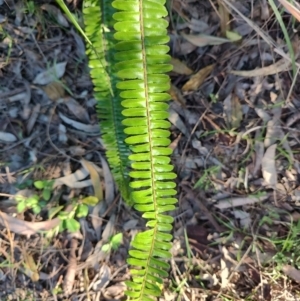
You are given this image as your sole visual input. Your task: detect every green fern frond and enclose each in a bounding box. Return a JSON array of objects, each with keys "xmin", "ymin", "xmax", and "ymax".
[
  {"xmin": 112, "ymin": 0, "xmax": 177, "ymax": 299},
  {"xmin": 83, "ymin": 0, "xmax": 132, "ymax": 202}
]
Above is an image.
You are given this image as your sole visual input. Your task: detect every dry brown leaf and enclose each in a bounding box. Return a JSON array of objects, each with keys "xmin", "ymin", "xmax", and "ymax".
[
  {"xmin": 232, "ymin": 210, "xmax": 251, "ymax": 228},
  {"xmin": 260, "ymin": 0, "xmax": 270, "ymax": 20},
  {"xmin": 170, "ymin": 57, "xmax": 193, "ymax": 75},
  {"xmin": 223, "ymin": 93, "xmax": 243, "ymax": 129},
  {"xmin": 188, "ymin": 18, "xmax": 209, "ymax": 32},
  {"xmin": 81, "ymin": 159, "xmax": 103, "ymax": 202},
  {"xmin": 253, "ymin": 131, "xmax": 264, "ymax": 176},
  {"xmin": 218, "ymin": 0, "xmax": 230, "ymax": 36},
  {"xmin": 0, "ymin": 205, "xmax": 73, "ymax": 236},
  {"xmin": 93, "ymin": 264, "xmax": 111, "ymax": 290},
  {"xmin": 182, "ymin": 64, "xmax": 215, "ymax": 91},
  {"xmin": 168, "ymin": 108, "xmax": 188, "ymax": 135},
  {"xmin": 103, "ymin": 282, "xmax": 126, "ymax": 300},
  {"xmin": 53, "ymin": 167, "xmax": 89, "ymax": 188},
  {"xmin": 264, "ymin": 120, "xmax": 281, "ymax": 148},
  {"xmin": 282, "ymin": 265, "xmax": 300, "ymax": 283},
  {"xmin": 181, "ymin": 33, "xmax": 230, "ymax": 47},
  {"xmin": 42, "ymin": 81, "xmax": 65, "ymax": 101},
  {"xmin": 230, "ymin": 58, "xmax": 291, "ymax": 77},
  {"xmin": 262, "ymin": 144, "xmax": 277, "ymax": 187},
  {"xmin": 278, "ymin": 0, "xmax": 300, "ymax": 21},
  {"xmin": 62, "ymin": 97, "xmax": 90, "ymax": 123},
  {"xmin": 169, "ymin": 84, "xmax": 186, "ymax": 107},
  {"xmin": 23, "ymin": 253, "xmax": 39, "ymax": 282},
  {"xmin": 178, "ymin": 41, "xmax": 197, "ymax": 55},
  {"xmin": 27, "ymin": 104, "xmax": 41, "ymax": 134},
  {"xmin": 286, "ymin": 112, "xmax": 300, "ymax": 127}
]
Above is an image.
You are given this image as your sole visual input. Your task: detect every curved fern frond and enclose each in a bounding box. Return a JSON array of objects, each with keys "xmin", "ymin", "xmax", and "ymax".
[
  {"xmin": 112, "ymin": 0, "xmax": 177, "ymax": 299},
  {"xmin": 83, "ymin": 0, "xmax": 132, "ymax": 202}
]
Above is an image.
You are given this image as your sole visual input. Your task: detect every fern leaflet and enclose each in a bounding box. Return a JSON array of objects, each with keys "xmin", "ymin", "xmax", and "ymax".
[{"xmin": 83, "ymin": 0, "xmax": 132, "ymax": 203}]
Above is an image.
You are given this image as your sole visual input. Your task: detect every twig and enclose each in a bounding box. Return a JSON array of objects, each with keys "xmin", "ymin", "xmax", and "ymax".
[{"xmin": 63, "ymin": 238, "xmax": 78, "ymax": 296}]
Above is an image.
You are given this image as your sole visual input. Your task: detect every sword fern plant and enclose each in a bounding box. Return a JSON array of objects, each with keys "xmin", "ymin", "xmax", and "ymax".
[{"xmin": 57, "ymin": 0, "xmax": 177, "ymax": 299}]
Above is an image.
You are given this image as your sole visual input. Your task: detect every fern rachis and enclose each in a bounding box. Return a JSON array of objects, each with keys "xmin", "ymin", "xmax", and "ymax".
[{"xmin": 112, "ymin": 0, "xmax": 177, "ymax": 299}]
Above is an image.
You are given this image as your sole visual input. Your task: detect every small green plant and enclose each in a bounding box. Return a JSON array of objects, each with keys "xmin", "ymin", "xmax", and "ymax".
[
  {"xmin": 16, "ymin": 194, "xmax": 41, "ymax": 214},
  {"xmin": 24, "ymin": 0, "xmax": 37, "ymax": 15},
  {"xmin": 15, "ymin": 178, "xmax": 98, "ymax": 235},
  {"xmin": 101, "ymin": 233, "xmax": 123, "ymax": 253},
  {"xmin": 50, "ymin": 195, "xmax": 98, "ymax": 235},
  {"xmin": 15, "ymin": 180, "xmax": 54, "ymax": 214},
  {"xmin": 0, "ymin": 27, "xmax": 13, "ymax": 65},
  {"xmin": 271, "ymin": 220, "xmax": 300, "ymax": 270},
  {"xmin": 34, "ymin": 180, "xmax": 54, "ymax": 201},
  {"xmin": 194, "ymin": 165, "xmax": 221, "ymax": 190}
]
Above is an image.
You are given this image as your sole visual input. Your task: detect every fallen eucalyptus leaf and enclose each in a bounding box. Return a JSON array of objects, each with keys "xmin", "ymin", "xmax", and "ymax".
[
  {"xmin": 230, "ymin": 58, "xmax": 291, "ymax": 77},
  {"xmin": 282, "ymin": 265, "xmax": 300, "ymax": 283},
  {"xmin": 223, "ymin": 93, "xmax": 243, "ymax": 129},
  {"xmin": 169, "ymin": 84, "xmax": 186, "ymax": 107},
  {"xmin": 170, "ymin": 57, "xmax": 193, "ymax": 75},
  {"xmin": 33, "ymin": 62, "xmax": 67, "ymax": 85},
  {"xmin": 277, "ymin": 0, "xmax": 300, "ymax": 21},
  {"xmin": 182, "ymin": 64, "xmax": 215, "ymax": 91},
  {"xmin": 181, "ymin": 33, "xmax": 230, "ymax": 47},
  {"xmin": 168, "ymin": 108, "xmax": 188, "ymax": 135},
  {"xmin": 262, "ymin": 144, "xmax": 277, "ymax": 187},
  {"xmin": 58, "ymin": 112, "xmax": 99, "ymax": 134},
  {"xmin": 226, "ymin": 30, "xmax": 242, "ymax": 42},
  {"xmin": 81, "ymin": 159, "xmax": 103, "ymax": 202},
  {"xmin": 0, "ymin": 131, "xmax": 17, "ymax": 142},
  {"xmin": 42, "ymin": 81, "xmax": 65, "ymax": 101}
]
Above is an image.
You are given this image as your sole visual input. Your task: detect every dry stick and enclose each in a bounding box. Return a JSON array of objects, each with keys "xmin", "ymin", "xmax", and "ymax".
[
  {"xmin": 83, "ymin": 268, "xmax": 92, "ymax": 301},
  {"xmin": 0, "ymin": 193, "xmax": 15, "ymax": 198},
  {"xmin": 64, "ymin": 238, "xmax": 78, "ymax": 296},
  {"xmin": 229, "ymin": 57, "xmax": 292, "ymax": 77}
]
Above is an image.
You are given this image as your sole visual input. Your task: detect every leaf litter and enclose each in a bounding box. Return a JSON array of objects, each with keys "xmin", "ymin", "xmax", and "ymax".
[{"xmin": 0, "ymin": 0, "xmax": 300, "ymax": 300}]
